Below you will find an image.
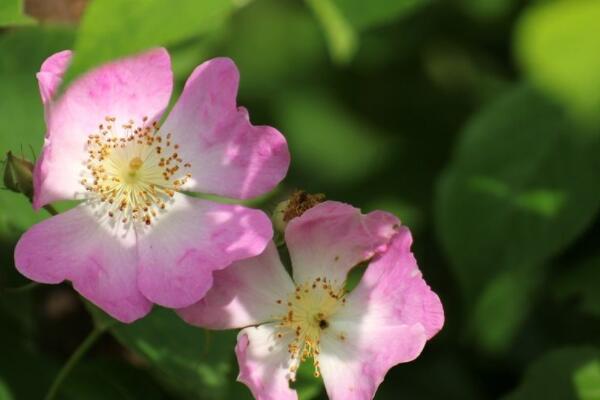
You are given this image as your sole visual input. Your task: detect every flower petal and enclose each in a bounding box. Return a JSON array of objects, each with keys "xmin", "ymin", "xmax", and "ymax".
[
  {"xmin": 136, "ymin": 193, "xmax": 273, "ymax": 309},
  {"xmin": 178, "ymin": 242, "xmax": 294, "ymax": 329},
  {"xmin": 34, "ymin": 48, "xmax": 173, "ymax": 209},
  {"xmin": 318, "ymin": 324, "xmax": 426, "ymax": 400},
  {"xmin": 14, "ymin": 205, "xmax": 152, "ymax": 323},
  {"xmin": 37, "ymin": 50, "xmax": 72, "ymax": 111},
  {"xmin": 286, "ymin": 201, "xmax": 399, "ymax": 285},
  {"xmin": 318, "ymin": 227, "xmax": 444, "ymax": 399},
  {"xmin": 160, "ymin": 57, "xmax": 290, "ymax": 199},
  {"xmin": 236, "ymin": 324, "xmax": 298, "ymax": 400}
]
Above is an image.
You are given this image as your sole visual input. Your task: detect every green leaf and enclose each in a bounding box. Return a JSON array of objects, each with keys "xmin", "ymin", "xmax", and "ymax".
[
  {"xmin": 435, "ymin": 85, "xmax": 600, "ymax": 351},
  {"xmin": 59, "ymin": 360, "xmax": 167, "ymax": 400},
  {"xmin": 66, "ymin": 0, "xmax": 236, "ymax": 84},
  {"xmin": 460, "ymin": 0, "xmax": 516, "ymax": 20},
  {"xmin": 505, "ymin": 347, "xmax": 600, "ymax": 400},
  {"xmin": 332, "ymin": 0, "xmax": 427, "ymax": 30},
  {"xmin": 304, "ymin": 0, "xmax": 357, "ymax": 64},
  {"xmin": 223, "ymin": 0, "xmax": 323, "ymax": 97},
  {"xmin": 515, "ymin": 0, "xmax": 600, "ymax": 122},
  {"xmin": 554, "ymin": 255, "xmax": 600, "ymax": 318},
  {"xmin": 470, "ymin": 265, "xmax": 541, "ymax": 353},
  {"xmin": 87, "ymin": 304, "xmax": 237, "ymax": 399},
  {"xmin": 0, "ymin": 0, "xmax": 34, "ymax": 26},
  {"xmin": 0, "ymin": 27, "xmax": 74, "ymax": 237},
  {"xmin": 274, "ymin": 90, "xmax": 389, "ymax": 189},
  {"xmin": 574, "ymin": 360, "xmax": 600, "ymax": 400}
]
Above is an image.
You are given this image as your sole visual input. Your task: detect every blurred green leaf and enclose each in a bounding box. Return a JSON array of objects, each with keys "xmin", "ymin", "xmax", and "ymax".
[
  {"xmin": 66, "ymin": 0, "xmax": 236, "ymax": 84},
  {"xmin": 275, "ymin": 90, "xmax": 389, "ymax": 188},
  {"xmin": 0, "ymin": 0, "xmax": 34, "ymax": 26},
  {"xmin": 87, "ymin": 304, "xmax": 237, "ymax": 399},
  {"xmin": 332, "ymin": 0, "xmax": 427, "ymax": 30},
  {"xmin": 0, "ymin": 377, "xmax": 14, "ymax": 400},
  {"xmin": 574, "ymin": 360, "xmax": 600, "ymax": 400},
  {"xmin": 225, "ymin": 0, "xmax": 323, "ymax": 97},
  {"xmin": 0, "ymin": 27, "xmax": 74, "ymax": 237},
  {"xmin": 471, "ymin": 265, "xmax": 541, "ymax": 353},
  {"xmin": 460, "ymin": 0, "xmax": 516, "ymax": 20},
  {"xmin": 59, "ymin": 360, "xmax": 167, "ymax": 400},
  {"xmin": 515, "ymin": 0, "xmax": 600, "ymax": 122},
  {"xmin": 554, "ymin": 255, "xmax": 600, "ymax": 318},
  {"xmin": 305, "ymin": 0, "xmax": 357, "ymax": 64},
  {"xmin": 505, "ymin": 347, "xmax": 600, "ymax": 400},
  {"xmin": 0, "ymin": 305, "xmax": 57, "ymax": 399},
  {"xmin": 435, "ymin": 86, "xmax": 600, "ymax": 351}
]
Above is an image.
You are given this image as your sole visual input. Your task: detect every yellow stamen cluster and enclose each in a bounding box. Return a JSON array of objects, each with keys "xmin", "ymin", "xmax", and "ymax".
[
  {"xmin": 81, "ymin": 116, "xmax": 192, "ymax": 225},
  {"xmin": 274, "ymin": 276, "xmax": 347, "ymax": 379}
]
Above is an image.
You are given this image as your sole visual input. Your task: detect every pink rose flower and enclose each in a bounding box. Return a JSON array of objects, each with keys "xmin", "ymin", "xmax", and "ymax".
[
  {"xmin": 179, "ymin": 201, "xmax": 444, "ymax": 400},
  {"xmin": 14, "ymin": 48, "xmax": 290, "ymax": 323}
]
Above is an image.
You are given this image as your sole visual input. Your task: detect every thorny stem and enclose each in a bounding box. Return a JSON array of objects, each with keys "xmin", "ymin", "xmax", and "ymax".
[{"xmin": 44, "ymin": 324, "xmax": 112, "ymax": 400}]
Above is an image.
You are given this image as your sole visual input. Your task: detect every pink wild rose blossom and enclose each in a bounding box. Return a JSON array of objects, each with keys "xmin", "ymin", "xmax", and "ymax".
[
  {"xmin": 178, "ymin": 201, "xmax": 444, "ymax": 400},
  {"xmin": 14, "ymin": 48, "xmax": 290, "ymax": 323}
]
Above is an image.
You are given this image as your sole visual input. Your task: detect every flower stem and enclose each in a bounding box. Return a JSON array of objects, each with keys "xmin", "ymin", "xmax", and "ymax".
[{"xmin": 44, "ymin": 324, "xmax": 110, "ymax": 400}]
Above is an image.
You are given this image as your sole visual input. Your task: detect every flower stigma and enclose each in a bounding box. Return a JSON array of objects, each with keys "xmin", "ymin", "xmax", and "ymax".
[
  {"xmin": 274, "ymin": 276, "xmax": 347, "ymax": 380},
  {"xmin": 81, "ymin": 116, "xmax": 192, "ymax": 226}
]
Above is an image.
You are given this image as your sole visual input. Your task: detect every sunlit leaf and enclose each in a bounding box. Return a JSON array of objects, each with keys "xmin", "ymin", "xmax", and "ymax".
[
  {"xmin": 574, "ymin": 360, "xmax": 600, "ymax": 400},
  {"xmin": 515, "ymin": 0, "xmax": 600, "ymax": 122},
  {"xmin": 66, "ymin": 0, "xmax": 236, "ymax": 84}
]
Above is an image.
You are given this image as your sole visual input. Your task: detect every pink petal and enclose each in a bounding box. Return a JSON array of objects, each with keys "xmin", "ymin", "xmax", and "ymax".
[
  {"xmin": 178, "ymin": 242, "xmax": 294, "ymax": 329},
  {"xmin": 34, "ymin": 48, "xmax": 173, "ymax": 209},
  {"xmin": 318, "ymin": 324, "xmax": 427, "ymax": 400},
  {"xmin": 137, "ymin": 194, "xmax": 273, "ymax": 309},
  {"xmin": 14, "ymin": 205, "xmax": 152, "ymax": 323},
  {"xmin": 160, "ymin": 57, "xmax": 290, "ymax": 199},
  {"xmin": 318, "ymin": 227, "xmax": 444, "ymax": 399},
  {"xmin": 285, "ymin": 201, "xmax": 400, "ymax": 285},
  {"xmin": 236, "ymin": 324, "xmax": 298, "ymax": 400},
  {"xmin": 37, "ymin": 50, "xmax": 72, "ymax": 111}
]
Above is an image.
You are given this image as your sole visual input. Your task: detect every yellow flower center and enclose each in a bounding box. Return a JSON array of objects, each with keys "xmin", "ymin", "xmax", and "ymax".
[
  {"xmin": 81, "ymin": 116, "xmax": 192, "ymax": 225},
  {"xmin": 275, "ymin": 276, "xmax": 347, "ymax": 379}
]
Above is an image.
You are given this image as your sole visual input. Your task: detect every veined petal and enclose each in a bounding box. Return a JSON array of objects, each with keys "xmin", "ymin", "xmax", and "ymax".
[
  {"xmin": 34, "ymin": 48, "xmax": 173, "ymax": 209},
  {"xmin": 236, "ymin": 324, "xmax": 298, "ymax": 400},
  {"xmin": 178, "ymin": 242, "xmax": 294, "ymax": 329},
  {"xmin": 286, "ymin": 201, "xmax": 399, "ymax": 285},
  {"xmin": 318, "ymin": 227, "xmax": 444, "ymax": 399},
  {"xmin": 136, "ymin": 193, "xmax": 273, "ymax": 309},
  {"xmin": 14, "ymin": 204, "xmax": 152, "ymax": 323},
  {"xmin": 159, "ymin": 57, "xmax": 289, "ymax": 199}
]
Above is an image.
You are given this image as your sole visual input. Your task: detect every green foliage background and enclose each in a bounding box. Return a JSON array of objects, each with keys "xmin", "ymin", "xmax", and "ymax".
[{"xmin": 1, "ymin": 0, "xmax": 600, "ymax": 399}]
